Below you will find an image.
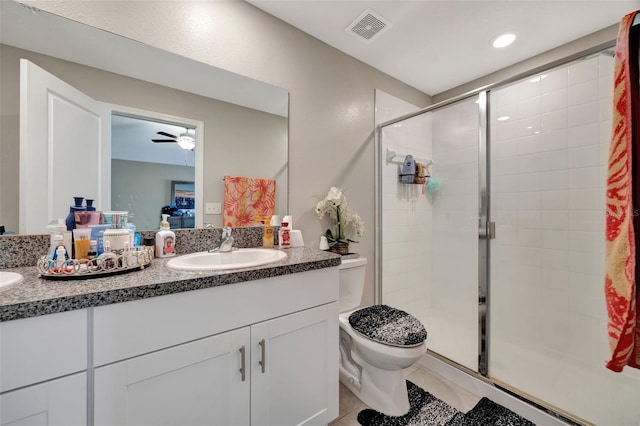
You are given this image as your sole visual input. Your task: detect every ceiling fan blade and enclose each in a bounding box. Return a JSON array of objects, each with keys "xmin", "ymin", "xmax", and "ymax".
[
  {"xmin": 157, "ymin": 131, "xmax": 177, "ymax": 138},
  {"xmin": 152, "ymin": 139, "xmax": 177, "ymax": 143}
]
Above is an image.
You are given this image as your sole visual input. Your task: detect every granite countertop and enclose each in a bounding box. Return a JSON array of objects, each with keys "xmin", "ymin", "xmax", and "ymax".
[{"xmin": 0, "ymin": 247, "xmax": 342, "ymax": 322}]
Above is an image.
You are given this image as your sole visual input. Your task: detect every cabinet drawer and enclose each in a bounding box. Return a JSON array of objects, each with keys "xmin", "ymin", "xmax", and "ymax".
[{"xmin": 0, "ymin": 309, "xmax": 87, "ymax": 392}]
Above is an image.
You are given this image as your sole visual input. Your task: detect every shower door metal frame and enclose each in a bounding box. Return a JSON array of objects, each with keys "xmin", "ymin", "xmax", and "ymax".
[{"xmin": 477, "ymin": 90, "xmax": 491, "ymax": 376}]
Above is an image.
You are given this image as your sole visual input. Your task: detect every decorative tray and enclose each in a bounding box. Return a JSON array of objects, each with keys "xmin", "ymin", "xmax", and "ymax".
[{"xmin": 37, "ymin": 247, "xmax": 153, "ymax": 280}]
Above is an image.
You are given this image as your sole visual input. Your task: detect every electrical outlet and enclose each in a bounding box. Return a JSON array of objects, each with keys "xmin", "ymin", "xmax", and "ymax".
[{"xmin": 205, "ymin": 202, "xmax": 222, "ymax": 215}]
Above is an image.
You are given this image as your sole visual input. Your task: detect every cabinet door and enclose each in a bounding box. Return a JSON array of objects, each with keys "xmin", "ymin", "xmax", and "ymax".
[
  {"xmin": 251, "ymin": 302, "xmax": 339, "ymax": 426},
  {"xmin": 94, "ymin": 327, "xmax": 250, "ymax": 426},
  {"xmin": 0, "ymin": 372, "xmax": 86, "ymax": 426}
]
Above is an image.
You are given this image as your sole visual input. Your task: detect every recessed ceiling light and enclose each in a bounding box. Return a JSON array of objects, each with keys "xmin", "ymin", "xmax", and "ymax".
[
  {"xmin": 497, "ymin": 116, "xmax": 510, "ymax": 121},
  {"xmin": 492, "ymin": 33, "xmax": 516, "ymax": 48}
]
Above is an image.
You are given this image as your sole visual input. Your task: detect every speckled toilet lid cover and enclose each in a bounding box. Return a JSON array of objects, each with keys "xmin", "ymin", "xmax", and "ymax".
[{"xmin": 348, "ymin": 304, "xmax": 427, "ymax": 347}]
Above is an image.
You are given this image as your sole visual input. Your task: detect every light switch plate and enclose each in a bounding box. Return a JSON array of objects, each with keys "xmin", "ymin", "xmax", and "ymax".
[{"xmin": 205, "ymin": 202, "xmax": 222, "ymax": 215}]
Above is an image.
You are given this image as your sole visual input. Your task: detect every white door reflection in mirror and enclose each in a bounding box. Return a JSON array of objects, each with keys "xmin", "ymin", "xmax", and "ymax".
[{"xmin": 20, "ymin": 59, "xmax": 111, "ymax": 234}]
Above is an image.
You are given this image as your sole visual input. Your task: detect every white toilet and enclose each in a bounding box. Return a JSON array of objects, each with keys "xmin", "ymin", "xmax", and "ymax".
[{"xmin": 338, "ymin": 256, "xmax": 427, "ymax": 416}]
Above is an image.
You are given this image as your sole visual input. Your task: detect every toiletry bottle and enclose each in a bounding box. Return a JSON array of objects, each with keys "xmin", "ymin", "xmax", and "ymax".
[
  {"xmin": 87, "ymin": 240, "xmax": 98, "ymax": 269},
  {"xmin": 62, "ymin": 229, "xmax": 72, "ymax": 260},
  {"xmin": 48, "ymin": 234, "xmax": 64, "ymax": 260},
  {"xmin": 263, "ymin": 216, "xmax": 274, "ymax": 248},
  {"xmin": 143, "ymin": 237, "xmax": 155, "ymax": 258},
  {"xmin": 123, "ymin": 241, "xmax": 134, "ymax": 266},
  {"xmin": 279, "ymin": 221, "xmax": 291, "ymax": 248},
  {"xmin": 65, "ymin": 196, "xmax": 86, "ymax": 231},
  {"xmin": 47, "ymin": 219, "xmax": 66, "ymax": 254},
  {"xmin": 48, "ymin": 218, "xmax": 72, "ymax": 256},
  {"xmin": 126, "ymin": 222, "xmax": 136, "ymax": 246},
  {"xmin": 155, "ymin": 214, "xmax": 176, "ymax": 258},
  {"xmin": 55, "ymin": 246, "xmax": 68, "ymax": 271},
  {"xmin": 88, "ymin": 240, "xmax": 97, "ymax": 259}
]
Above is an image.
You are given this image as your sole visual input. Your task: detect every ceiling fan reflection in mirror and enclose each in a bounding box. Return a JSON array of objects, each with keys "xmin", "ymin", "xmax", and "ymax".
[{"xmin": 152, "ymin": 128, "xmax": 196, "ymax": 150}]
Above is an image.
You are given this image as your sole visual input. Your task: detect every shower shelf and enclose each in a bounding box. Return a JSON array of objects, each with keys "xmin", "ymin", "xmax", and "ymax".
[
  {"xmin": 386, "ymin": 148, "xmax": 431, "ymax": 166},
  {"xmin": 387, "ymin": 149, "xmax": 433, "ymax": 184}
]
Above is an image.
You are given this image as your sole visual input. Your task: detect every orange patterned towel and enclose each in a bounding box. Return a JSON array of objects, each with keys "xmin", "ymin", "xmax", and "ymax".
[
  {"xmin": 605, "ymin": 10, "xmax": 640, "ymax": 372},
  {"xmin": 223, "ymin": 176, "xmax": 276, "ymax": 227}
]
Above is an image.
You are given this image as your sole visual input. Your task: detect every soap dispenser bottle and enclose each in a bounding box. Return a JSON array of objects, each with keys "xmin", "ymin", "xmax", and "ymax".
[{"xmin": 155, "ymin": 214, "xmax": 176, "ymax": 258}]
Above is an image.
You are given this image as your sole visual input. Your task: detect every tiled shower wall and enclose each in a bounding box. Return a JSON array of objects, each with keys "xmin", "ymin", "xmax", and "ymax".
[{"xmin": 489, "ymin": 53, "xmax": 640, "ymax": 425}]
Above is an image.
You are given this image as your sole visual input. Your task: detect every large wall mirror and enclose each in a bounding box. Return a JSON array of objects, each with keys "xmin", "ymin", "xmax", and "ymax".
[{"xmin": 0, "ymin": 0, "xmax": 289, "ymax": 234}]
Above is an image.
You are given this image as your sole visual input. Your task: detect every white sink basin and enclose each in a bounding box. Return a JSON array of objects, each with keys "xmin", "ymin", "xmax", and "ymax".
[
  {"xmin": 0, "ymin": 271, "xmax": 23, "ymax": 289},
  {"xmin": 166, "ymin": 248, "xmax": 288, "ymax": 272}
]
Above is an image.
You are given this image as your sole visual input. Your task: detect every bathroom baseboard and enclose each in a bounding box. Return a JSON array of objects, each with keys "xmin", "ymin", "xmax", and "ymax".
[{"xmin": 417, "ymin": 353, "xmax": 575, "ymax": 426}]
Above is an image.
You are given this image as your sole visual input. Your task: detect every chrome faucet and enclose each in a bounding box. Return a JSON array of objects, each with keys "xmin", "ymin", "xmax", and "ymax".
[{"xmin": 209, "ymin": 226, "xmax": 235, "ymax": 253}]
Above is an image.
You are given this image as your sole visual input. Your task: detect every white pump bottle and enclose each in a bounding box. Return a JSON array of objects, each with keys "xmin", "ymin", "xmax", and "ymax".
[{"xmin": 155, "ymin": 214, "xmax": 176, "ymax": 258}]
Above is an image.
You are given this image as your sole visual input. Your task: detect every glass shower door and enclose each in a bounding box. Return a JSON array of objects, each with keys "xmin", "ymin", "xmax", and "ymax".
[
  {"xmin": 429, "ymin": 97, "xmax": 481, "ymax": 370},
  {"xmin": 487, "ymin": 53, "xmax": 640, "ymax": 425},
  {"xmin": 380, "ymin": 95, "xmax": 481, "ymax": 371}
]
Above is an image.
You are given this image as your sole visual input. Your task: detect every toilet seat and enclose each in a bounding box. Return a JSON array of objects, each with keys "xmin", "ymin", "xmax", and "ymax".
[{"xmin": 348, "ymin": 304, "xmax": 427, "ymax": 347}]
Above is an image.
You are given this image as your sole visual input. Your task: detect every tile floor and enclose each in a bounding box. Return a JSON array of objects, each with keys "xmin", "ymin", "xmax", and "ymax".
[{"xmin": 330, "ymin": 364, "xmax": 482, "ymax": 426}]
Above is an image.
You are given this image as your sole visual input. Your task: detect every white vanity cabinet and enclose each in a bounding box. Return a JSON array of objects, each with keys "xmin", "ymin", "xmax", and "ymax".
[
  {"xmin": 95, "ymin": 328, "xmax": 251, "ymax": 426},
  {"xmin": 251, "ymin": 303, "xmax": 338, "ymax": 426},
  {"xmin": 92, "ymin": 266, "xmax": 339, "ymax": 425},
  {"xmin": 0, "ymin": 309, "xmax": 88, "ymax": 426}
]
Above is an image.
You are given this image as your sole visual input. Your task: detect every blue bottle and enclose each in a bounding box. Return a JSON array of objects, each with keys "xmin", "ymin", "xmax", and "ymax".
[
  {"xmin": 400, "ymin": 155, "xmax": 416, "ymax": 183},
  {"xmin": 65, "ymin": 197, "xmax": 86, "ymax": 231}
]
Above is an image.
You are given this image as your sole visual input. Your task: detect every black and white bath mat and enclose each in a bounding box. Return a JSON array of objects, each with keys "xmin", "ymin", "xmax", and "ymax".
[{"xmin": 357, "ymin": 380, "xmax": 535, "ymax": 426}]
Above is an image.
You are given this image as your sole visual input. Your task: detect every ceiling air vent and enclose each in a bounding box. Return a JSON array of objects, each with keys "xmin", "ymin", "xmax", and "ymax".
[{"xmin": 346, "ymin": 8, "xmax": 391, "ymax": 43}]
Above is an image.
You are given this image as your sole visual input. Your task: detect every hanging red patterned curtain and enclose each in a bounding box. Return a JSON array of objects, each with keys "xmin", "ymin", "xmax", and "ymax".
[{"xmin": 605, "ymin": 10, "xmax": 640, "ymax": 372}]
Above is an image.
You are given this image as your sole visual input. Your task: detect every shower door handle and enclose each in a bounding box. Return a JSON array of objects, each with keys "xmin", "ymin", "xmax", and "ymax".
[{"xmin": 479, "ymin": 221, "xmax": 496, "ymax": 240}]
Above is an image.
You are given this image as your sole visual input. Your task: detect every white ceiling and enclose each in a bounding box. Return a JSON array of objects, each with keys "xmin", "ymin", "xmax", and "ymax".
[
  {"xmin": 247, "ymin": 0, "xmax": 640, "ymax": 95},
  {"xmin": 111, "ymin": 115, "xmax": 195, "ymax": 167}
]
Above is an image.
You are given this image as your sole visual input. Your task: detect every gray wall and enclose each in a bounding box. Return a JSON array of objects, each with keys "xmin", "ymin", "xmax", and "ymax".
[
  {"xmin": 0, "ymin": 43, "xmax": 288, "ymax": 233},
  {"xmin": 111, "ymin": 159, "xmax": 195, "ymax": 231},
  {"xmin": 25, "ymin": 0, "xmax": 432, "ymax": 306}
]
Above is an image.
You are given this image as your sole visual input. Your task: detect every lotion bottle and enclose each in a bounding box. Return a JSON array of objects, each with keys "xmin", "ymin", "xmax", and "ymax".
[
  {"xmin": 262, "ymin": 216, "xmax": 274, "ymax": 248},
  {"xmin": 279, "ymin": 221, "xmax": 291, "ymax": 248},
  {"xmin": 155, "ymin": 214, "xmax": 176, "ymax": 258}
]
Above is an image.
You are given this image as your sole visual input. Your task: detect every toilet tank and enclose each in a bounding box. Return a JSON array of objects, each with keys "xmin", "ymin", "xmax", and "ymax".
[{"xmin": 339, "ymin": 256, "xmax": 367, "ymax": 313}]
